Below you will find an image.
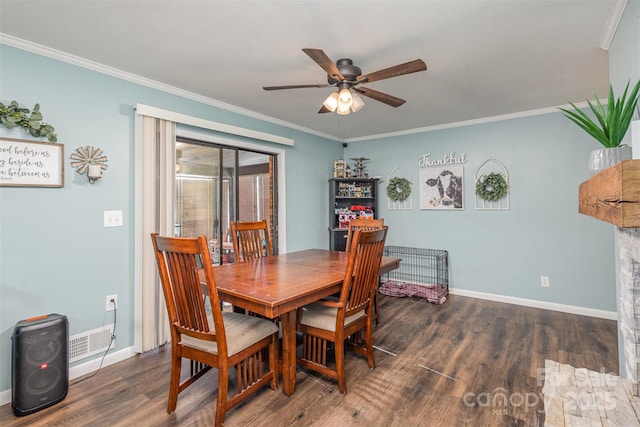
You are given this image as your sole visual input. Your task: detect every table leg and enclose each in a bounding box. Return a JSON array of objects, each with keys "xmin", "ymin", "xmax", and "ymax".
[{"xmin": 280, "ymin": 310, "xmax": 297, "ymax": 396}]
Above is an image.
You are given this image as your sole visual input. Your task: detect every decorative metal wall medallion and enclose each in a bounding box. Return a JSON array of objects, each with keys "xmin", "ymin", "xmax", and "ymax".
[{"xmin": 70, "ymin": 146, "xmax": 108, "ymax": 176}]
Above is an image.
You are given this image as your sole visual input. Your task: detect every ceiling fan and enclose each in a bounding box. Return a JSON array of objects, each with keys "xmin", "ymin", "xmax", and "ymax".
[{"xmin": 263, "ymin": 48, "xmax": 427, "ymax": 115}]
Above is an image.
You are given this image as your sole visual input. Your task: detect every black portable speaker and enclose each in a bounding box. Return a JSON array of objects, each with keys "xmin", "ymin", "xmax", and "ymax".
[{"xmin": 11, "ymin": 313, "xmax": 69, "ymax": 417}]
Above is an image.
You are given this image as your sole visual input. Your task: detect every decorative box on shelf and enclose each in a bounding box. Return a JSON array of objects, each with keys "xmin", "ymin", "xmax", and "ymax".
[
  {"xmin": 578, "ymin": 159, "xmax": 640, "ymax": 228},
  {"xmin": 328, "ymin": 178, "xmax": 379, "ymax": 250}
]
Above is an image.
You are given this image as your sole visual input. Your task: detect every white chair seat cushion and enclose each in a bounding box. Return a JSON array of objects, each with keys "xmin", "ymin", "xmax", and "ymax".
[
  {"xmin": 300, "ymin": 302, "xmax": 365, "ymax": 332},
  {"xmin": 180, "ymin": 311, "xmax": 278, "ymax": 356}
]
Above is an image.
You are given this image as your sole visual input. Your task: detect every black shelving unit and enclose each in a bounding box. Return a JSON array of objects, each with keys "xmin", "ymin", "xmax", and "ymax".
[{"xmin": 328, "ymin": 178, "xmax": 379, "ymax": 251}]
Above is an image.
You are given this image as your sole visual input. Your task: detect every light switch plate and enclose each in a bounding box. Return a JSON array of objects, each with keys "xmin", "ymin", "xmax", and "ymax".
[{"xmin": 104, "ymin": 210, "xmax": 123, "ymax": 227}]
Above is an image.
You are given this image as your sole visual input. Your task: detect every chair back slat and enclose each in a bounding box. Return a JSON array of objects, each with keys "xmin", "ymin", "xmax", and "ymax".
[
  {"xmin": 345, "ymin": 218, "xmax": 384, "ymax": 252},
  {"xmin": 151, "ymin": 234, "xmax": 225, "ymax": 345},
  {"xmin": 341, "ymin": 227, "xmax": 388, "ymax": 318},
  {"xmin": 231, "ymin": 220, "xmax": 274, "ymax": 262},
  {"xmin": 168, "ymin": 251, "xmax": 206, "ymax": 331}
]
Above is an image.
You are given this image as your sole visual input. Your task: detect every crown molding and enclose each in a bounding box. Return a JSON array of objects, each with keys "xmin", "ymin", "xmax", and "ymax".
[
  {"xmin": 600, "ymin": 0, "xmax": 628, "ymax": 50},
  {"xmin": 345, "ymin": 100, "xmax": 598, "ymax": 143},
  {"xmin": 0, "ymin": 34, "xmax": 341, "ymax": 142}
]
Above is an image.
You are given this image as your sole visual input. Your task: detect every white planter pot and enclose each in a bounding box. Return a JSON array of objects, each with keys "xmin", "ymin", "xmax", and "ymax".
[{"xmin": 588, "ymin": 146, "xmax": 632, "ymax": 176}]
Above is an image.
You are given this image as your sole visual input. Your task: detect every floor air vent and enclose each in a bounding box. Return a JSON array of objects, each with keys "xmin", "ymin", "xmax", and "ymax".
[{"xmin": 69, "ymin": 324, "xmax": 115, "ymax": 363}]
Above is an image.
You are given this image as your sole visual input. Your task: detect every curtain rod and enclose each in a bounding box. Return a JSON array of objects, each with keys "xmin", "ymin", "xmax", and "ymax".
[{"xmin": 135, "ymin": 103, "xmax": 294, "ymax": 147}]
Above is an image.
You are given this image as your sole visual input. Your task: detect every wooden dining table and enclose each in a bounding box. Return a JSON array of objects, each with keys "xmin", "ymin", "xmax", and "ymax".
[{"xmin": 209, "ymin": 248, "xmax": 400, "ymax": 396}]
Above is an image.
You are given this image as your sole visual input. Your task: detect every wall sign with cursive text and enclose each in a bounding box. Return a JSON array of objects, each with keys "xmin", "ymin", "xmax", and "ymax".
[
  {"xmin": 418, "ymin": 151, "xmax": 467, "ymax": 168},
  {"xmin": 0, "ymin": 137, "xmax": 64, "ymax": 187}
]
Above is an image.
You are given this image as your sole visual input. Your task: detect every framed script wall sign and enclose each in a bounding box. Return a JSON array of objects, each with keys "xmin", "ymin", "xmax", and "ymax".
[{"xmin": 0, "ymin": 137, "xmax": 64, "ymax": 187}]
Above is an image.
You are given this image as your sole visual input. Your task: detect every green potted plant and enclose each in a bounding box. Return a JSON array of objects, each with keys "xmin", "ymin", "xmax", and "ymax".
[
  {"xmin": 559, "ymin": 79, "xmax": 640, "ymax": 175},
  {"xmin": 0, "ymin": 100, "xmax": 57, "ymax": 142}
]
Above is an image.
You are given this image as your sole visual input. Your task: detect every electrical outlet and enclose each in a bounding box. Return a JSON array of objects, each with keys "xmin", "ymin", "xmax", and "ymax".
[
  {"xmin": 540, "ymin": 276, "xmax": 550, "ymax": 288},
  {"xmin": 106, "ymin": 294, "xmax": 118, "ymax": 311}
]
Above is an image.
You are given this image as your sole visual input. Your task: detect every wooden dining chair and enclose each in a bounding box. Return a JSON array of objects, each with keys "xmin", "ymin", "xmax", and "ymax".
[
  {"xmin": 344, "ymin": 218, "xmax": 384, "ymax": 252},
  {"xmin": 345, "ymin": 217, "xmax": 385, "ymax": 325},
  {"xmin": 150, "ymin": 233, "xmax": 279, "ymax": 427},
  {"xmin": 230, "ymin": 219, "xmax": 274, "ymax": 262},
  {"xmin": 229, "ymin": 220, "xmax": 275, "ymax": 315},
  {"xmin": 296, "ymin": 226, "xmax": 388, "ymax": 394}
]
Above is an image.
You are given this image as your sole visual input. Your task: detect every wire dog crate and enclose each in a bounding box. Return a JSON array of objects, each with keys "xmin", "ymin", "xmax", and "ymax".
[{"xmin": 380, "ymin": 246, "xmax": 449, "ymax": 304}]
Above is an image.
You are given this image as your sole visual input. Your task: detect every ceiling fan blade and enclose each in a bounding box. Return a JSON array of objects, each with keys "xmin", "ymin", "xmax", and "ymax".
[
  {"xmin": 357, "ymin": 59, "xmax": 427, "ymax": 84},
  {"xmin": 354, "ymin": 87, "xmax": 406, "ymax": 107},
  {"xmin": 302, "ymin": 48, "xmax": 345, "ymax": 81},
  {"xmin": 318, "ymin": 105, "xmax": 332, "ymax": 114},
  {"xmin": 263, "ymin": 84, "xmax": 330, "ymax": 91}
]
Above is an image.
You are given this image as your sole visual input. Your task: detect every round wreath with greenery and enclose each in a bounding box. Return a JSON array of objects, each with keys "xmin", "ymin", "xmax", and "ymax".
[
  {"xmin": 475, "ymin": 172, "xmax": 508, "ymax": 201},
  {"xmin": 386, "ymin": 177, "xmax": 412, "ymax": 202}
]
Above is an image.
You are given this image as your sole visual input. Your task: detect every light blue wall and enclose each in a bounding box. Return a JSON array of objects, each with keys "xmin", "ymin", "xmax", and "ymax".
[
  {"xmin": 345, "ymin": 113, "xmax": 616, "ymax": 308},
  {"xmin": 0, "ymin": 45, "xmax": 342, "ymax": 391},
  {"xmin": 607, "ymin": 0, "xmax": 640, "ymax": 381}
]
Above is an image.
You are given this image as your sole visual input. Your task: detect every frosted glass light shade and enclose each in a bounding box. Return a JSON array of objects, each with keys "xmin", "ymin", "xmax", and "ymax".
[
  {"xmin": 338, "ymin": 88, "xmax": 353, "ymax": 108},
  {"xmin": 336, "ymin": 103, "xmax": 351, "ymax": 115},
  {"xmin": 350, "ymin": 92, "xmax": 365, "ymax": 112},
  {"xmin": 323, "ymin": 92, "xmax": 339, "ymax": 112}
]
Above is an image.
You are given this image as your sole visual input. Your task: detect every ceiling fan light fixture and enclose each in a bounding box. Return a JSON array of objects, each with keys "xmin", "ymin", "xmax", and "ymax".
[
  {"xmin": 350, "ymin": 92, "xmax": 365, "ymax": 112},
  {"xmin": 338, "ymin": 88, "xmax": 353, "ymax": 108},
  {"xmin": 264, "ymin": 49, "xmax": 427, "ymax": 116},
  {"xmin": 323, "ymin": 92, "xmax": 339, "ymax": 112}
]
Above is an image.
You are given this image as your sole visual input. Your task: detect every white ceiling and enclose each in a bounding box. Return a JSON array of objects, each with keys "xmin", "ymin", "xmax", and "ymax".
[{"xmin": 0, "ymin": 0, "xmax": 618, "ymax": 141}]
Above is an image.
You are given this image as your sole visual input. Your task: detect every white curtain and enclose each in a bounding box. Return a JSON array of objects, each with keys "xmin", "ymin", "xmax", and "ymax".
[{"xmin": 140, "ymin": 116, "xmax": 175, "ymax": 352}]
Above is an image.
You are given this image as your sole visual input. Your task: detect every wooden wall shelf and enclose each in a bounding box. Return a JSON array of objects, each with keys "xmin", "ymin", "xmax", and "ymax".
[{"xmin": 578, "ymin": 159, "xmax": 640, "ymax": 228}]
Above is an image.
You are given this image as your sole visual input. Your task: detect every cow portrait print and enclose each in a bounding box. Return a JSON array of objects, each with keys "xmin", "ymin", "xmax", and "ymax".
[{"xmin": 419, "ymin": 166, "xmax": 464, "ymax": 210}]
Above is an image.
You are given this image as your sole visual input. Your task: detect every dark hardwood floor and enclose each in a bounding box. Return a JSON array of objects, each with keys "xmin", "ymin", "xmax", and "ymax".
[{"xmin": 0, "ymin": 294, "xmax": 618, "ymax": 426}]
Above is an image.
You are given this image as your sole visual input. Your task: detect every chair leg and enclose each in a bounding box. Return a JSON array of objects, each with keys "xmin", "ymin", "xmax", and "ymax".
[
  {"xmin": 215, "ymin": 367, "xmax": 229, "ymax": 427},
  {"xmin": 365, "ymin": 320, "xmax": 375, "ymax": 369},
  {"xmin": 335, "ymin": 339, "xmax": 347, "ymax": 394},
  {"xmin": 167, "ymin": 354, "xmax": 182, "ymax": 413},
  {"xmin": 374, "ymin": 283, "xmax": 381, "ymax": 326}
]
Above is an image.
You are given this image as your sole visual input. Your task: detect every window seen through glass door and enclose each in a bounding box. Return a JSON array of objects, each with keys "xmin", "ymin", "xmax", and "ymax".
[{"xmin": 174, "ymin": 139, "xmax": 276, "ymax": 264}]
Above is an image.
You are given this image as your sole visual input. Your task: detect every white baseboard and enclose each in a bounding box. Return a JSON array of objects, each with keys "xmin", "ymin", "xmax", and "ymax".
[
  {"xmin": 449, "ymin": 287, "xmax": 617, "ymax": 320},
  {"xmin": 0, "ymin": 346, "xmax": 136, "ymax": 407}
]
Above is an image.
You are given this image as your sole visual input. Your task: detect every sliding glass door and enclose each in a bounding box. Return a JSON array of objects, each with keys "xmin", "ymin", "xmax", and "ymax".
[{"xmin": 174, "ymin": 138, "xmax": 277, "ymax": 264}]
